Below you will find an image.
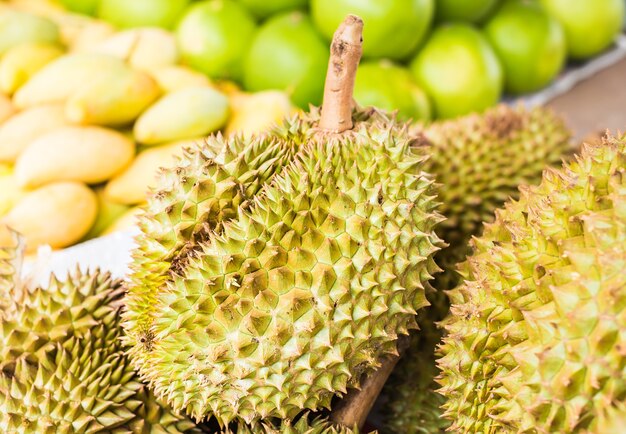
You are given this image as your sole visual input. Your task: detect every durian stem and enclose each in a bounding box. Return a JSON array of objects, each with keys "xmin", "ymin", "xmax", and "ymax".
[
  {"xmin": 330, "ymin": 336, "xmax": 409, "ymax": 429},
  {"xmin": 318, "ymin": 14, "xmax": 363, "ymax": 133}
]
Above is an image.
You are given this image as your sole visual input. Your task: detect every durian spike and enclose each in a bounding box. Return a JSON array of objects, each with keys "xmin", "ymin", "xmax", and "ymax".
[{"xmin": 318, "ymin": 14, "xmax": 363, "ymax": 133}]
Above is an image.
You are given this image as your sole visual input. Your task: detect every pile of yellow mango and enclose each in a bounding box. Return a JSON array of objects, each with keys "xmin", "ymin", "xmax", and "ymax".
[{"xmin": 0, "ymin": 0, "xmax": 295, "ymax": 253}]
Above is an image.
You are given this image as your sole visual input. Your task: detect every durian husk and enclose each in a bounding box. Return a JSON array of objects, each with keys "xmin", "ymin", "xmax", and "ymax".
[
  {"xmin": 0, "ymin": 236, "xmax": 202, "ymax": 433},
  {"xmin": 438, "ymin": 134, "xmax": 626, "ymax": 433},
  {"xmin": 123, "ymin": 106, "xmax": 444, "ymax": 426},
  {"xmin": 414, "ymin": 104, "xmax": 573, "ymax": 290}
]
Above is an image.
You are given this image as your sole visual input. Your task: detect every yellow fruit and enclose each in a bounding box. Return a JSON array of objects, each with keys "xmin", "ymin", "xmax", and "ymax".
[
  {"xmin": 134, "ymin": 86, "xmax": 229, "ymax": 145},
  {"xmin": 0, "ymin": 164, "xmax": 26, "ymax": 217},
  {"xmin": 66, "ymin": 20, "xmax": 116, "ymax": 51},
  {"xmin": 0, "ymin": 9, "xmax": 60, "ymax": 55},
  {"xmin": 0, "ymin": 94, "xmax": 16, "ymax": 124},
  {"xmin": 101, "ymin": 206, "xmax": 144, "ymax": 235},
  {"xmin": 214, "ymin": 79, "xmax": 241, "ymax": 95},
  {"xmin": 0, "ymin": 181, "xmax": 97, "ymax": 252},
  {"xmin": 226, "ymin": 90, "xmax": 294, "ymax": 137},
  {"xmin": 83, "ymin": 187, "xmax": 130, "ymax": 240},
  {"xmin": 104, "ymin": 140, "xmax": 194, "ymax": 204},
  {"xmin": 14, "ymin": 126, "xmax": 135, "ymax": 188},
  {"xmin": 0, "ymin": 104, "xmax": 70, "ymax": 162},
  {"xmin": 65, "ymin": 67, "xmax": 161, "ymax": 126},
  {"xmin": 91, "ymin": 27, "xmax": 179, "ymax": 70},
  {"xmin": 0, "ymin": 42, "xmax": 64, "ymax": 94},
  {"xmin": 13, "ymin": 52, "xmax": 127, "ymax": 108},
  {"xmin": 149, "ymin": 65, "xmax": 211, "ymax": 93}
]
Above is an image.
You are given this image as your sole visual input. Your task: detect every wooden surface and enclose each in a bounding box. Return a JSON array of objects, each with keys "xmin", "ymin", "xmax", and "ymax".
[{"xmin": 547, "ymin": 57, "xmax": 626, "ymax": 141}]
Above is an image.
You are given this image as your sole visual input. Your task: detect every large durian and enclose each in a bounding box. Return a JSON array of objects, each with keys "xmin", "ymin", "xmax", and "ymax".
[
  {"xmin": 438, "ymin": 134, "xmax": 626, "ymax": 432},
  {"xmin": 0, "ymin": 235, "xmax": 201, "ymax": 433},
  {"xmin": 124, "ymin": 15, "xmax": 443, "ymax": 427}
]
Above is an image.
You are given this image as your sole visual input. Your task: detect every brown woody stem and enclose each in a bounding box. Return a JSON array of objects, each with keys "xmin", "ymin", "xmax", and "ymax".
[
  {"xmin": 330, "ymin": 336, "xmax": 409, "ymax": 429},
  {"xmin": 318, "ymin": 15, "xmax": 363, "ymax": 133}
]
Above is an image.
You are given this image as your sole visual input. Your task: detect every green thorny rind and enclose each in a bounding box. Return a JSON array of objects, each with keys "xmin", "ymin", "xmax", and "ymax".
[
  {"xmin": 0, "ymin": 243, "xmax": 201, "ymax": 433},
  {"xmin": 438, "ymin": 133, "xmax": 626, "ymax": 433},
  {"xmin": 414, "ymin": 104, "xmax": 573, "ymax": 291},
  {"xmin": 225, "ymin": 412, "xmax": 366, "ymax": 433},
  {"xmin": 124, "ymin": 107, "xmax": 444, "ymax": 426}
]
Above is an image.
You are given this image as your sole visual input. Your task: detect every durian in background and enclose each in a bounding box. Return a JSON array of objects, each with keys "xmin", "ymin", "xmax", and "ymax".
[
  {"xmin": 0, "ymin": 232, "xmax": 203, "ymax": 433},
  {"xmin": 415, "ymin": 104, "xmax": 573, "ymax": 291},
  {"xmin": 123, "ymin": 15, "xmax": 443, "ymax": 429},
  {"xmin": 376, "ymin": 104, "xmax": 573, "ymax": 433},
  {"xmin": 438, "ymin": 134, "xmax": 626, "ymax": 432}
]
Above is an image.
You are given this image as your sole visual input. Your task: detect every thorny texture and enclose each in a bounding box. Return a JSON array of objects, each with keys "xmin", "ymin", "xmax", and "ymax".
[
  {"xmin": 438, "ymin": 134, "xmax": 626, "ymax": 433},
  {"xmin": 0, "ymin": 242, "xmax": 200, "ymax": 433},
  {"xmin": 123, "ymin": 107, "xmax": 444, "ymax": 426}
]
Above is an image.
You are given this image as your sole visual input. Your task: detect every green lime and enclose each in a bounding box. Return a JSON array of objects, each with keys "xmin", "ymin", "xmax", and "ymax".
[
  {"xmin": 59, "ymin": 0, "xmax": 100, "ymax": 16},
  {"xmin": 98, "ymin": 0, "xmax": 190, "ymax": 29},
  {"xmin": 484, "ymin": 1, "xmax": 566, "ymax": 94},
  {"xmin": 354, "ymin": 60, "xmax": 431, "ymax": 121},
  {"xmin": 243, "ymin": 12, "xmax": 328, "ymax": 109},
  {"xmin": 410, "ymin": 24, "xmax": 503, "ymax": 119},
  {"xmin": 436, "ymin": 0, "xmax": 500, "ymax": 23},
  {"xmin": 311, "ymin": 0, "xmax": 434, "ymax": 60},
  {"xmin": 176, "ymin": 0, "xmax": 256, "ymax": 81},
  {"xmin": 540, "ymin": 0, "xmax": 624, "ymax": 59},
  {"xmin": 238, "ymin": 0, "xmax": 307, "ymax": 19}
]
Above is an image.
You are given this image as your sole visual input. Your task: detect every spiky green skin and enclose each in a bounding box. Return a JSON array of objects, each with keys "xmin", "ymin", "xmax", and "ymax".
[
  {"xmin": 584, "ymin": 403, "xmax": 626, "ymax": 434},
  {"xmin": 231, "ymin": 412, "xmax": 361, "ymax": 433},
  {"xmin": 438, "ymin": 135, "xmax": 626, "ymax": 432},
  {"xmin": 124, "ymin": 108, "xmax": 443, "ymax": 425},
  {"xmin": 415, "ymin": 104, "xmax": 572, "ymax": 290},
  {"xmin": 0, "ymin": 245, "xmax": 200, "ymax": 433}
]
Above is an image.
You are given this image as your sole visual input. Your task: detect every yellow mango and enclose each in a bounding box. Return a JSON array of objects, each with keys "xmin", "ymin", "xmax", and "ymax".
[
  {"xmin": 0, "ymin": 41, "xmax": 64, "ymax": 94},
  {"xmin": 15, "ymin": 126, "xmax": 135, "ymax": 188},
  {"xmin": 13, "ymin": 52, "xmax": 127, "ymax": 108},
  {"xmin": 104, "ymin": 139, "xmax": 194, "ymax": 204},
  {"xmin": 67, "ymin": 20, "xmax": 116, "ymax": 51},
  {"xmin": 226, "ymin": 90, "xmax": 295, "ymax": 138},
  {"xmin": 0, "ymin": 94, "xmax": 16, "ymax": 124},
  {"xmin": 66, "ymin": 67, "xmax": 161, "ymax": 126},
  {"xmin": 0, "ymin": 181, "xmax": 97, "ymax": 252},
  {"xmin": 0, "ymin": 164, "xmax": 26, "ymax": 217},
  {"xmin": 134, "ymin": 86, "xmax": 229, "ymax": 145},
  {"xmin": 0, "ymin": 104, "xmax": 71, "ymax": 162},
  {"xmin": 91, "ymin": 27, "xmax": 179, "ymax": 70},
  {"xmin": 0, "ymin": 9, "xmax": 59, "ymax": 55},
  {"xmin": 150, "ymin": 65, "xmax": 211, "ymax": 93}
]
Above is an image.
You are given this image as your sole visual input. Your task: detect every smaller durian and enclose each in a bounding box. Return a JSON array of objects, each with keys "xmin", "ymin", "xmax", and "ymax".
[{"xmin": 0, "ymin": 233, "xmax": 202, "ymax": 433}]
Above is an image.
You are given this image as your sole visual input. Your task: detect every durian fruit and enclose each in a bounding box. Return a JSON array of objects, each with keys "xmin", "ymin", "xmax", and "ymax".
[
  {"xmin": 0, "ymin": 235, "xmax": 202, "ymax": 433},
  {"xmin": 584, "ymin": 403, "xmax": 626, "ymax": 434},
  {"xmin": 416, "ymin": 104, "xmax": 572, "ymax": 290},
  {"xmin": 124, "ymin": 15, "xmax": 443, "ymax": 428},
  {"xmin": 232, "ymin": 413, "xmax": 361, "ymax": 434},
  {"xmin": 438, "ymin": 134, "xmax": 626, "ymax": 433}
]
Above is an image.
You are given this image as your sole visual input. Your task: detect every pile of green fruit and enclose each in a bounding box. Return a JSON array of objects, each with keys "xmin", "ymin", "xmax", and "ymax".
[{"xmin": 45, "ymin": 0, "xmax": 626, "ymax": 120}]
